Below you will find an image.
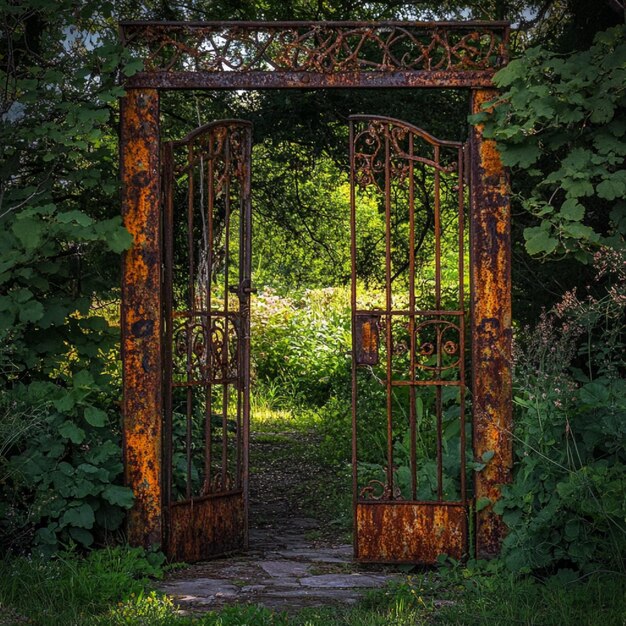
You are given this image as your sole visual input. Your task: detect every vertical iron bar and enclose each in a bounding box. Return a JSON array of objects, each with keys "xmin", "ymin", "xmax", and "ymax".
[
  {"xmin": 349, "ymin": 121, "xmax": 359, "ymax": 554},
  {"xmin": 434, "ymin": 146, "xmax": 443, "ymax": 501},
  {"xmin": 185, "ymin": 144, "xmax": 195, "ymax": 500},
  {"xmin": 458, "ymin": 145, "xmax": 466, "ymax": 503},
  {"xmin": 222, "ymin": 133, "xmax": 231, "ymax": 489},
  {"xmin": 163, "ymin": 142, "xmax": 174, "ymax": 521},
  {"xmin": 236, "ymin": 131, "xmax": 244, "ymax": 490},
  {"xmin": 241, "ymin": 124, "xmax": 252, "ymax": 548},
  {"xmin": 408, "ymin": 133, "xmax": 417, "ymax": 501},
  {"xmin": 384, "ymin": 124, "xmax": 393, "ymax": 498},
  {"xmin": 204, "ymin": 129, "xmax": 215, "ymax": 493}
]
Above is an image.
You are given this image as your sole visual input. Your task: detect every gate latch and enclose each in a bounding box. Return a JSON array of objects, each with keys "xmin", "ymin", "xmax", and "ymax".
[
  {"xmin": 229, "ymin": 279, "xmax": 257, "ymax": 298},
  {"xmin": 355, "ymin": 314, "xmax": 379, "ymax": 365}
]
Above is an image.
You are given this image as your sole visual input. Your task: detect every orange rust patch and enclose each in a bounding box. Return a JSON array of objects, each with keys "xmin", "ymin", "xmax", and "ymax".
[
  {"xmin": 356, "ymin": 503, "xmax": 467, "ymax": 564},
  {"xmin": 168, "ymin": 493, "xmax": 245, "ymax": 563},
  {"xmin": 470, "ymin": 88, "xmax": 513, "ymax": 559},
  {"xmin": 121, "ymin": 89, "xmax": 163, "ymax": 549}
]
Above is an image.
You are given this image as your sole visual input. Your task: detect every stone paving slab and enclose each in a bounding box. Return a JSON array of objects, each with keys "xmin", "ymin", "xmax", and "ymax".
[
  {"xmin": 300, "ymin": 573, "xmax": 392, "ymax": 588},
  {"xmin": 158, "ymin": 519, "xmax": 403, "ymax": 613}
]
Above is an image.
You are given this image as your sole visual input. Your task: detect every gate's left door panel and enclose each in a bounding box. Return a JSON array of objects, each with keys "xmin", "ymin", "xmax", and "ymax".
[{"xmin": 162, "ymin": 120, "xmax": 252, "ymax": 562}]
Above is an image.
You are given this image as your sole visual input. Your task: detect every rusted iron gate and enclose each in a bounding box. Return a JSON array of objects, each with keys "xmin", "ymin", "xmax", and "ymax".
[{"xmin": 119, "ymin": 20, "xmax": 512, "ymax": 563}]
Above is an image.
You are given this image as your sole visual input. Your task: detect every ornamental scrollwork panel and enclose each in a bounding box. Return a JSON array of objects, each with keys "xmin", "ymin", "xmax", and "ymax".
[
  {"xmin": 375, "ymin": 315, "xmax": 463, "ymax": 381},
  {"xmin": 352, "ymin": 119, "xmax": 458, "ymax": 193},
  {"xmin": 121, "ymin": 23, "xmax": 509, "ymax": 75},
  {"xmin": 171, "ymin": 315, "xmax": 240, "ymax": 386}
]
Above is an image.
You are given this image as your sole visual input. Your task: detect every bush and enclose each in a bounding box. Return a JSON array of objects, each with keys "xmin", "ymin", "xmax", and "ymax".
[
  {"xmin": 497, "ymin": 247, "xmax": 626, "ymax": 573},
  {"xmin": 251, "ymin": 287, "xmax": 352, "ymax": 406},
  {"xmin": 0, "ymin": 360, "xmax": 133, "ymax": 555}
]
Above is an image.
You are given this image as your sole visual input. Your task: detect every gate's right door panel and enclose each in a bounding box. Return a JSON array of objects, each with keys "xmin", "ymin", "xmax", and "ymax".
[{"xmin": 349, "ymin": 115, "xmax": 469, "ymax": 564}]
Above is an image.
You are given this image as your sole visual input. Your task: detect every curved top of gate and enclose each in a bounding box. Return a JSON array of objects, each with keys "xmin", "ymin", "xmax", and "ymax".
[
  {"xmin": 120, "ymin": 20, "xmax": 509, "ymax": 90},
  {"xmin": 349, "ymin": 114, "xmax": 462, "ymax": 148},
  {"xmin": 170, "ymin": 119, "xmax": 252, "ymax": 148}
]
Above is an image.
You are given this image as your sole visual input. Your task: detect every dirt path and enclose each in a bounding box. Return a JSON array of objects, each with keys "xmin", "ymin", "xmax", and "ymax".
[{"xmin": 159, "ymin": 426, "xmax": 404, "ymax": 613}]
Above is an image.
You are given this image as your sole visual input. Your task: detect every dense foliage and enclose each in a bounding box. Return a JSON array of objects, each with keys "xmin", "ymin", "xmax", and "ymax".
[
  {"xmin": 0, "ymin": 1, "xmax": 138, "ymax": 553},
  {"xmin": 498, "ymin": 248, "xmax": 626, "ymax": 573},
  {"xmin": 474, "ymin": 25, "xmax": 626, "ymax": 260}
]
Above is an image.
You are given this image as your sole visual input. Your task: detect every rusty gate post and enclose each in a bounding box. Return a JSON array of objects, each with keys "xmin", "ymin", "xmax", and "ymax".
[
  {"xmin": 120, "ymin": 89, "xmax": 163, "ymax": 548},
  {"xmin": 469, "ymin": 89, "xmax": 513, "ymax": 558}
]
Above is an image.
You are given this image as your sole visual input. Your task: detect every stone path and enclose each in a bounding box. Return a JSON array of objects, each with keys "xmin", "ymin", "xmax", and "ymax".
[
  {"xmin": 158, "ymin": 427, "xmax": 405, "ymax": 613},
  {"xmin": 159, "ymin": 520, "xmax": 402, "ymax": 612}
]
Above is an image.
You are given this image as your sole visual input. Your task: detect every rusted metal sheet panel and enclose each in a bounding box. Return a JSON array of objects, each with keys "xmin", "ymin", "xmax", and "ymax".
[
  {"xmin": 470, "ymin": 89, "xmax": 513, "ymax": 558},
  {"xmin": 168, "ymin": 493, "xmax": 245, "ymax": 563},
  {"xmin": 120, "ymin": 89, "xmax": 163, "ymax": 548},
  {"xmin": 356, "ymin": 503, "xmax": 467, "ymax": 563}
]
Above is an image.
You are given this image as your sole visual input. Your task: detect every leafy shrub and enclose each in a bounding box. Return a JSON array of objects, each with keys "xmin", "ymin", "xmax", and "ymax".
[
  {"xmin": 0, "ymin": 1, "xmax": 136, "ymax": 554},
  {"xmin": 474, "ymin": 25, "xmax": 626, "ymax": 259},
  {"xmin": 1, "ymin": 370, "xmax": 133, "ymax": 554},
  {"xmin": 251, "ymin": 287, "xmax": 352, "ymax": 406},
  {"xmin": 497, "ymin": 247, "xmax": 626, "ymax": 573}
]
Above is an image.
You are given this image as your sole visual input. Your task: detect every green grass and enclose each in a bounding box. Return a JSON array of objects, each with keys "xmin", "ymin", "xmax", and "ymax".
[{"xmin": 0, "ymin": 550, "xmax": 624, "ymax": 626}]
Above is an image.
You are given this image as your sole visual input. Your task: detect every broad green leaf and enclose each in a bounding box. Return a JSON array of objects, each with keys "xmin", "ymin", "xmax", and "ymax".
[
  {"xmin": 107, "ymin": 228, "xmax": 133, "ymax": 253},
  {"xmin": 481, "ymin": 450, "xmax": 495, "ymax": 463},
  {"xmin": 102, "ymin": 484, "xmax": 134, "ymax": 508},
  {"xmin": 560, "ymin": 198, "xmax": 585, "ymax": 221},
  {"xmin": 476, "ymin": 497, "xmax": 492, "ymax": 512},
  {"xmin": 84, "ymin": 406, "xmax": 107, "ymax": 427},
  {"xmin": 597, "ymin": 178, "xmax": 625, "ymax": 201},
  {"xmin": 18, "ymin": 299, "xmax": 44, "ymax": 323},
  {"xmin": 69, "ymin": 527, "xmax": 94, "ymax": 547},
  {"xmin": 563, "ymin": 222, "xmax": 597, "ymax": 240},
  {"xmin": 12, "ymin": 219, "xmax": 43, "ymax": 249},
  {"xmin": 58, "ymin": 420, "xmax": 85, "ymax": 444},
  {"xmin": 57, "ymin": 210, "xmax": 93, "ymax": 226},
  {"xmin": 54, "ymin": 393, "xmax": 75, "ymax": 412},
  {"xmin": 60, "ymin": 503, "xmax": 95, "ymax": 529},
  {"xmin": 580, "ymin": 381, "xmax": 610, "ymax": 405},
  {"xmin": 524, "ymin": 227, "xmax": 558, "ymax": 255}
]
